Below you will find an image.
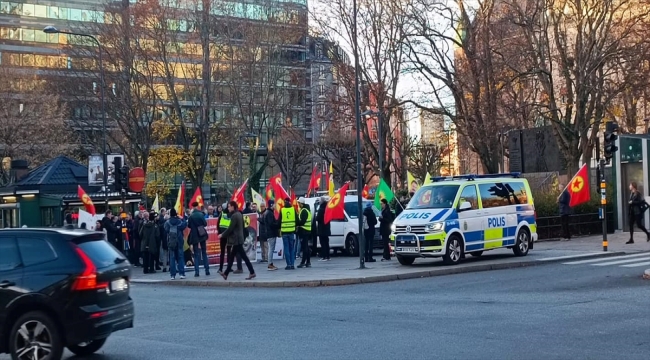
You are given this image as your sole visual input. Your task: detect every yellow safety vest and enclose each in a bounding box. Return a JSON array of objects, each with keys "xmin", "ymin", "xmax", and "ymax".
[
  {"xmin": 300, "ymin": 208, "xmax": 312, "ymax": 232},
  {"xmin": 280, "ymin": 207, "xmax": 296, "ymax": 233},
  {"xmin": 219, "ymin": 214, "xmax": 230, "ymax": 228}
]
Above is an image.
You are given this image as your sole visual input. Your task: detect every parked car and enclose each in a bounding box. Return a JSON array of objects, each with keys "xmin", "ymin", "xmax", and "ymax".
[{"xmin": 0, "ymin": 228, "xmax": 134, "ymax": 359}]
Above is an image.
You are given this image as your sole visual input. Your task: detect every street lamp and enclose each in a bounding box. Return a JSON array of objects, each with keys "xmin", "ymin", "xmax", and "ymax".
[
  {"xmin": 352, "ymin": 0, "xmax": 365, "ymax": 269},
  {"xmin": 361, "ymin": 109, "xmax": 384, "ymax": 181},
  {"xmin": 44, "ymin": 25, "xmax": 109, "ymax": 207},
  {"xmin": 238, "ymin": 132, "xmax": 257, "ymax": 185}
]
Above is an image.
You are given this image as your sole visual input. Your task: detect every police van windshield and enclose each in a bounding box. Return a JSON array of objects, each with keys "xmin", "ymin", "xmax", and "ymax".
[{"xmin": 407, "ymin": 185, "xmax": 460, "ymax": 210}]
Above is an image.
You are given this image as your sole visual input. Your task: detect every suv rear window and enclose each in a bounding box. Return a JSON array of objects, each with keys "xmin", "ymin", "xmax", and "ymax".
[{"xmin": 73, "ymin": 236, "xmax": 126, "ymax": 269}]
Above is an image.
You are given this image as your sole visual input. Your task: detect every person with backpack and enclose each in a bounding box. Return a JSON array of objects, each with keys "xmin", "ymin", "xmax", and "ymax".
[{"xmin": 164, "ymin": 208, "xmax": 187, "ymax": 280}]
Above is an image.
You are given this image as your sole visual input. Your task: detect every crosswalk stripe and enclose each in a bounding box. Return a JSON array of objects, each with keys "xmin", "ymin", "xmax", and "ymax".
[
  {"xmin": 537, "ymin": 253, "xmax": 604, "ymax": 261},
  {"xmin": 592, "ymin": 256, "xmax": 650, "ymax": 266},
  {"xmin": 621, "ymin": 261, "xmax": 650, "ymax": 268},
  {"xmin": 563, "ymin": 252, "xmax": 650, "ymax": 265}
]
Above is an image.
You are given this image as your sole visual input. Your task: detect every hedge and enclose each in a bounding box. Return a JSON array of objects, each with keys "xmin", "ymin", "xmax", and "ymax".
[{"xmin": 532, "ymin": 183, "xmax": 615, "ymax": 218}]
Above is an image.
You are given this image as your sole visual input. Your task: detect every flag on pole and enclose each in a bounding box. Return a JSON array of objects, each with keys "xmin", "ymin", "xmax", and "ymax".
[
  {"xmin": 374, "ymin": 179, "xmax": 395, "ymax": 209},
  {"xmin": 77, "ymin": 185, "xmax": 96, "ymax": 216},
  {"xmin": 189, "ymin": 188, "xmax": 204, "ymax": 208},
  {"xmin": 289, "ymin": 187, "xmax": 299, "ymax": 212},
  {"xmin": 567, "ymin": 164, "xmax": 590, "ymax": 207},
  {"xmin": 328, "ymin": 162, "xmax": 335, "ymax": 197},
  {"xmin": 231, "ymin": 179, "xmax": 248, "ymax": 211},
  {"xmin": 325, "ymin": 182, "xmax": 349, "ymax": 224},
  {"xmin": 265, "ymin": 183, "xmax": 274, "ymax": 204},
  {"xmin": 269, "ymin": 173, "xmax": 290, "ymax": 218},
  {"xmin": 362, "ymin": 184, "xmax": 370, "ymax": 199},
  {"xmin": 151, "ymin": 194, "xmax": 160, "ymax": 213},
  {"xmin": 423, "ymin": 172, "xmax": 433, "ymax": 185},
  {"xmin": 174, "ymin": 181, "xmax": 185, "ymax": 216},
  {"xmin": 407, "ymin": 171, "xmax": 420, "ymax": 193},
  {"xmin": 307, "ymin": 165, "xmax": 320, "ymax": 197},
  {"xmin": 251, "ymin": 188, "xmax": 265, "ymax": 209}
]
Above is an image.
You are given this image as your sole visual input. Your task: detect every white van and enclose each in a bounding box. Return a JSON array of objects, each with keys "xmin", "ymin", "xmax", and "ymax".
[
  {"xmin": 391, "ymin": 173, "xmax": 538, "ymax": 265},
  {"xmin": 303, "ymin": 194, "xmax": 382, "ymax": 256}
]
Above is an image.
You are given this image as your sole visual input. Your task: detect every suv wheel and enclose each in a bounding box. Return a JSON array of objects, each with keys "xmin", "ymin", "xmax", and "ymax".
[
  {"xmin": 442, "ymin": 235, "xmax": 464, "ymax": 265},
  {"xmin": 513, "ymin": 228, "xmax": 530, "ymax": 256},
  {"xmin": 9, "ymin": 311, "xmax": 63, "ymax": 360},
  {"xmin": 396, "ymin": 255, "xmax": 415, "ymax": 265},
  {"xmin": 345, "ymin": 234, "xmax": 359, "ymax": 257},
  {"xmin": 67, "ymin": 338, "xmax": 108, "ymax": 356}
]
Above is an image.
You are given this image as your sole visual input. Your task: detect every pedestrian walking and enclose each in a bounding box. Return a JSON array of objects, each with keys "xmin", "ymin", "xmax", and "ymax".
[
  {"xmin": 220, "ymin": 201, "xmax": 256, "ymax": 280},
  {"xmin": 139, "ymin": 212, "xmax": 160, "ymax": 274},
  {"xmin": 627, "ymin": 181, "xmax": 650, "ymax": 244},
  {"xmin": 188, "ymin": 201, "xmax": 210, "ymax": 277},
  {"xmin": 164, "ymin": 208, "xmax": 187, "ymax": 280},
  {"xmin": 557, "ymin": 185, "xmax": 571, "ymax": 241},
  {"xmin": 264, "ymin": 200, "xmax": 279, "ymax": 270},
  {"xmin": 316, "ymin": 196, "xmax": 331, "ymax": 261},
  {"xmin": 379, "ymin": 198, "xmax": 394, "ymax": 261},
  {"xmin": 217, "ymin": 206, "xmax": 242, "ymax": 274},
  {"xmin": 363, "ymin": 202, "xmax": 377, "ymax": 262},
  {"xmin": 297, "ymin": 197, "xmax": 312, "ymax": 268},
  {"xmin": 278, "ymin": 197, "xmax": 298, "ymax": 270}
]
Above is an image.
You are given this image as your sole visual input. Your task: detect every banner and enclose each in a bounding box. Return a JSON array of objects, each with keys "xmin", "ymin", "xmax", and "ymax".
[
  {"xmin": 256, "ymin": 237, "xmax": 284, "ymax": 261},
  {"xmin": 77, "ymin": 209, "xmax": 103, "ymax": 230}
]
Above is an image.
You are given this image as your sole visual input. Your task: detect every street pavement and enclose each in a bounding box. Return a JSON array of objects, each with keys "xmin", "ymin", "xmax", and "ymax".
[
  {"xmin": 7, "ymin": 254, "xmax": 647, "ymax": 360},
  {"xmin": 130, "ymin": 232, "xmax": 650, "ymax": 287}
]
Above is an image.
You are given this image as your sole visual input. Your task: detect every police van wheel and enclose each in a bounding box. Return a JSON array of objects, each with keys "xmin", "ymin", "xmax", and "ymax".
[
  {"xmin": 396, "ymin": 255, "xmax": 415, "ymax": 266},
  {"xmin": 469, "ymin": 251, "xmax": 483, "ymax": 257},
  {"xmin": 513, "ymin": 228, "xmax": 530, "ymax": 256},
  {"xmin": 443, "ymin": 235, "xmax": 463, "ymax": 265},
  {"xmin": 345, "ymin": 234, "xmax": 359, "ymax": 257}
]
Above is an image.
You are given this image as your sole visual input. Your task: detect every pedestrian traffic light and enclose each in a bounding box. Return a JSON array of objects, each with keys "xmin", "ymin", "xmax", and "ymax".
[{"xmin": 603, "ymin": 121, "xmax": 619, "ymax": 163}]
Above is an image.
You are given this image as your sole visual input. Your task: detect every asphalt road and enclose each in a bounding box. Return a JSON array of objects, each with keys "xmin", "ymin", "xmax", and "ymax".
[{"xmin": 3, "ymin": 262, "xmax": 649, "ymax": 360}]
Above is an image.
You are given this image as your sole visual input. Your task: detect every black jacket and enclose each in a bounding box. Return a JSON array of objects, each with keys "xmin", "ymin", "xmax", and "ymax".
[
  {"xmin": 363, "ymin": 207, "xmax": 377, "ymax": 230},
  {"xmin": 102, "ymin": 216, "xmax": 118, "ymax": 241},
  {"xmin": 263, "ymin": 209, "xmax": 278, "ymax": 238},
  {"xmin": 316, "ymin": 203, "xmax": 330, "ymax": 237},
  {"xmin": 629, "ymin": 190, "xmax": 645, "ymax": 216},
  {"xmin": 379, "ymin": 206, "xmax": 394, "ymax": 236}
]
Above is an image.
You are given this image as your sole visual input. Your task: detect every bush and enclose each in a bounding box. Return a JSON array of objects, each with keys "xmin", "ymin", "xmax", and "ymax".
[{"xmin": 532, "ymin": 183, "xmax": 615, "ymax": 218}]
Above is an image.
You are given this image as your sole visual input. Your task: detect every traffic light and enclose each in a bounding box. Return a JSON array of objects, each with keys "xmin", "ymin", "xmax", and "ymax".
[
  {"xmin": 119, "ymin": 166, "xmax": 129, "ymax": 191},
  {"xmin": 112, "ymin": 157, "xmax": 122, "ymax": 192},
  {"xmin": 603, "ymin": 121, "xmax": 619, "ymax": 163}
]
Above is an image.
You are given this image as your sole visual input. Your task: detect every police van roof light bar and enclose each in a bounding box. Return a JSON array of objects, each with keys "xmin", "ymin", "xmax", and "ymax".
[{"xmin": 430, "ymin": 172, "xmax": 521, "ymax": 182}]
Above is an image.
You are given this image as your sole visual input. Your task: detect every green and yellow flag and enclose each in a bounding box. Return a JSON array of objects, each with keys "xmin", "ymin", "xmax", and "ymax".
[
  {"xmin": 423, "ymin": 172, "xmax": 433, "ymax": 185},
  {"xmin": 374, "ymin": 179, "xmax": 395, "ymax": 209}
]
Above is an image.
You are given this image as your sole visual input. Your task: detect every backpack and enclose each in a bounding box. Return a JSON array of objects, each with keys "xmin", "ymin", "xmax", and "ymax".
[{"xmin": 167, "ymin": 223, "xmax": 179, "ymax": 250}]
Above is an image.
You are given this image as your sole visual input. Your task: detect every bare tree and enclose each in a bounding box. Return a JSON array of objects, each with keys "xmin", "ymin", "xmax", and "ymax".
[
  {"xmin": 408, "ymin": 140, "xmax": 445, "ymax": 181},
  {"xmin": 269, "ymin": 128, "xmax": 314, "ymax": 189},
  {"xmin": 0, "ymin": 69, "xmax": 80, "ymax": 186},
  {"xmin": 314, "ymin": 130, "xmax": 357, "ymax": 185}
]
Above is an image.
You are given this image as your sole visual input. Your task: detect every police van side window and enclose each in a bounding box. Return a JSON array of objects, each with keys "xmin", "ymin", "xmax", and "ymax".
[
  {"xmin": 458, "ymin": 185, "xmax": 478, "ymax": 210},
  {"xmin": 478, "ymin": 182, "xmax": 528, "ymax": 208}
]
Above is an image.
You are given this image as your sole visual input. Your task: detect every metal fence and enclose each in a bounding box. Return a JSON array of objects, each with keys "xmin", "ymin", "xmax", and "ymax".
[{"xmin": 536, "ymin": 212, "xmax": 615, "ymax": 240}]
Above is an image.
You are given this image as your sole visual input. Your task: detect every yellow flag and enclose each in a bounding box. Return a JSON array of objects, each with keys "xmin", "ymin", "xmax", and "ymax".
[
  {"xmin": 423, "ymin": 172, "xmax": 432, "ymax": 185},
  {"xmin": 151, "ymin": 194, "xmax": 160, "ymax": 213},
  {"xmin": 251, "ymin": 188, "xmax": 265, "ymax": 209},
  {"xmin": 174, "ymin": 181, "xmax": 185, "ymax": 216},
  {"xmin": 328, "ymin": 162, "xmax": 335, "ymax": 197},
  {"xmin": 407, "ymin": 171, "xmax": 420, "ymax": 193}
]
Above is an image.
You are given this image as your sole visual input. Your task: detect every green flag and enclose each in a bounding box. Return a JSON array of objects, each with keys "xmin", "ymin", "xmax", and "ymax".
[{"xmin": 374, "ymin": 179, "xmax": 395, "ymax": 208}]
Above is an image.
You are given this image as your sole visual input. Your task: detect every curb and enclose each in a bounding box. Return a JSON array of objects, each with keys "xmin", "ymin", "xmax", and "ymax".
[
  {"xmin": 644, "ymin": 269, "xmax": 650, "ymax": 280},
  {"xmin": 131, "ymin": 251, "xmax": 625, "ymax": 288}
]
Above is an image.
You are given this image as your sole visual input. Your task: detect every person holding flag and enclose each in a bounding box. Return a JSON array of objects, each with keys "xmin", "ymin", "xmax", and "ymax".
[{"xmin": 560, "ymin": 164, "xmax": 591, "ymax": 242}]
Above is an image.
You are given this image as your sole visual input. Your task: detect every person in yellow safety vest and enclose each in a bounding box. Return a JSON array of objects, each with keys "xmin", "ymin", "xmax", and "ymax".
[
  {"xmin": 297, "ymin": 197, "xmax": 312, "ymax": 268},
  {"xmin": 277, "ymin": 197, "xmax": 301, "ymax": 270},
  {"xmin": 218, "ymin": 208, "xmax": 242, "ymax": 274}
]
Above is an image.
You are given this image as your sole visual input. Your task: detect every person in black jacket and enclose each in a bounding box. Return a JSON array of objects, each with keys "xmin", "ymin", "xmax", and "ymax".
[
  {"xmin": 557, "ymin": 186, "xmax": 571, "ymax": 241},
  {"xmin": 101, "ymin": 210, "xmax": 118, "ymax": 248},
  {"xmin": 296, "ymin": 198, "xmax": 311, "ymax": 268},
  {"xmin": 264, "ymin": 200, "xmax": 279, "ymax": 270},
  {"xmin": 379, "ymin": 198, "xmax": 394, "ymax": 261},
  {"xmin": 316, "ymin": 197, "xmax": 331, "ymax": 261},
  {"xmin": 363, "ymin": 202, "xmax": 378, "ymax": 262},
  {"xmin": 627, "ymin": 181, "xmax": 650, "ymax": 244},
  {"xmin": 258, "ymin": 203, "xmax": 269, "ymax": 263}
]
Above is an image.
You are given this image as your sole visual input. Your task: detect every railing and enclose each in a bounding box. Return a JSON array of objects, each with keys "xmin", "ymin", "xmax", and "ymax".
[{"xmin": 535, "ymin": 213, "xmax": 615, "ymax": 240}]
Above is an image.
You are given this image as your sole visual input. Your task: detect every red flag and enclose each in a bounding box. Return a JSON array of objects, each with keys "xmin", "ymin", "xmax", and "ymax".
[
  {"xmin": 231, "ymin": 179, "xmax": 248, "ymax": 211},
  {"xmin": 265, "ymin": 183, "xmax": 274, "ymax": 204},
  {"xmin": 362, "ymin": 184, "xmax": 370, "ymax": 199},
  {"xmin": 568, "ymin": 164, "xmax": 590, "ymax": 207},
  {"xmin": 307, "ymin": 166, "xmax": 320, "ymax": 196},
  {"xmin": 189, "ymin": 188, "xmax": 204, "ymax": 208},
  {"xmin": 77, "ymin": 185, "xmax": 96, "ymax": 216},
  {"xmin": 269, "ymin": 173, "xmax": 290, "ymax": 218},
  {"xmin": 324, "ymin": 182, "xmax": 349, "ymax": 224},
  {"xmin": 289, "ymin": 187, "xmax": 299, "ymax": 212}
]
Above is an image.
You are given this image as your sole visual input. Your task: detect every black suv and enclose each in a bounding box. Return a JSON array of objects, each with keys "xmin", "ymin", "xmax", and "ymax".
[{"xmin": 0, "ymin": 228, "xmax": 134, "ymax": 359}]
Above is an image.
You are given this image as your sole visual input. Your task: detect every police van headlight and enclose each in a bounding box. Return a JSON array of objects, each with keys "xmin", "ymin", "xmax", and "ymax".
[
  {"xmin": 390, "ymin": 224, "xmax": 396, "ymax": 233},
  {"xmin": 425, "ymin": 222, "xmax": 444, "ymax": 233}
]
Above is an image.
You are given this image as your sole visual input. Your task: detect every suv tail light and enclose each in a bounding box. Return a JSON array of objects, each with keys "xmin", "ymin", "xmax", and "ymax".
[{"xmin": 72, "ymin": 245, "xmax": 108, "ymax": 291}]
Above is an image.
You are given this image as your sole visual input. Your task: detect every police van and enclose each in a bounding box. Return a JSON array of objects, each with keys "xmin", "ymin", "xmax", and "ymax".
[{"xmin": 391, "ymin": 173, "xmax": 537, "ymax": 266}]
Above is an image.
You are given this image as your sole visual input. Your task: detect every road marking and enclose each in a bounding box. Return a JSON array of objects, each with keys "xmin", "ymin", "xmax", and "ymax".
[
  {"xmin": 563, "ymin": 252, "xmax": 650, "ymax": 265},
  {"xmin": 592, "ymin": 256, "xmax": 650, "ymax": 266},
  {"xmin": 621, "ymin": 261, "xmax": 650, "ymax": 268},
  {"xmin": 537, "ymin": 253, "xmax": 603, "ymax": 261}
]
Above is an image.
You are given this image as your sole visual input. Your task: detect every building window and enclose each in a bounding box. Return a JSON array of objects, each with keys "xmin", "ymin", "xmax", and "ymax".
[
  {"xmin": 319, "ymin": 65, "xmax": 325, "ymax": 79},
  {"xmin": 319, "ymin": 84, "xmax": 325, "ymax": 97},
  {"xmin": 316, "ymin": 46, "xmax": 322, "ymax": 58}
]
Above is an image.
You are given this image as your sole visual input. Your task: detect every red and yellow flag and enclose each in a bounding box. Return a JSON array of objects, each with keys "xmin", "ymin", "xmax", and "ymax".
[
  {"xmin": 77, "ymin": 185, "xmax": 96, "ymax": 216},
  {"xmin": 265, "ymin": 183, "xmax": 274, "ymax": 204},
  {"xmin": 269, "ymin": 173, "xmax": 290, "ymax": 218},
  {"xmin": 568, "ymin": 164, "xmax": 590, "ymax": 207},
  {"xmin": 174, "ymin": 181, "xmax": 185, "ymax": 215},
  {"xmin": 231, "ymin": 179, "xmax": 248, "ymax": 211},
  {"xmin": 362, "ymin": 184, "xmax": 370, "ymax": 199},
  {"xmin": 289, "ymin": 187, "xmax": 299, "ymax": 212},
  {"xmin": 189, "ymin": 188, "xmax": 204, "ymax": 208},
  {"xmin": 325, "ymin": 182, "xmax": 349, "ymax": 224},
  {"xmin": 307, "ymin": 165, "xmax": 320, "ymax": 197}
]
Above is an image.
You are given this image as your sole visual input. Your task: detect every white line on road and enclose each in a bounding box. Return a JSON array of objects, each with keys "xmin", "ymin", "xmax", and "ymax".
[
  {"xmin": 563, "ymin": 252, "xmax": 650, "ymax": 265},
  {"xmin": 621, "ymin": 261, "xmax": 650, "ymax": 268},
  {"xmin": 537, "ymin": 253, "xmax": 603, "ymax": 262},
  {"xmin": 592, "ymin": 256, "xmax": 650, "ymax": 266}
]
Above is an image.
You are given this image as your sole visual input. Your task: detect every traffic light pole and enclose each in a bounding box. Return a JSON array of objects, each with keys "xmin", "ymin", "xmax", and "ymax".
[{"xmin": 599, "ymin": 159, "xmax": 607, "ymax": 251}]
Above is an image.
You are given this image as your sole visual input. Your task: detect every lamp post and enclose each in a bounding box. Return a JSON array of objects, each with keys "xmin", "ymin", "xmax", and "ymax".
[
  {"xmin": 238, "ymin": 133, "xmax": 257, "ymax": 185},
  {"xmin": 44, "ymin": 25, "xmax": 109, "ymax": 207},
  {"xmin": 353, "ymin": 0, "xmax": 365, "ymax": 269},
  {"xmin": 361, "ymin": 109, "xmax": 384, "ymax": 180}
]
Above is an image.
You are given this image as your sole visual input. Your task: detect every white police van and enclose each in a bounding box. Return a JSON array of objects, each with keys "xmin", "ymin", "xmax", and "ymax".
[
  {"xmin": 391, "ymin": 173, "xmax": 538, "ymax": 265},
  {"xmin": 304, "ymin": 192, "xmax": 382, "ymax": 256}
]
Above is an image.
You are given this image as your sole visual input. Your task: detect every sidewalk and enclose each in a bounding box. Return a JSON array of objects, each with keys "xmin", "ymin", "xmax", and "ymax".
[{"xmin": 130, "ymin": 232, "xmax": 650, "ymax": 288}]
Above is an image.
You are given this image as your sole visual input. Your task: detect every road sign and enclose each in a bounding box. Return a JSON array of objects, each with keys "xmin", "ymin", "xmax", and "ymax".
[{"xmin": 128, "ymin": 167, "xmax": 145, "ymax": 193}]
